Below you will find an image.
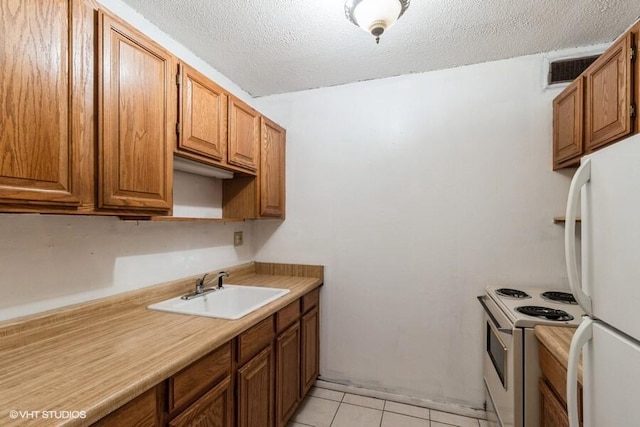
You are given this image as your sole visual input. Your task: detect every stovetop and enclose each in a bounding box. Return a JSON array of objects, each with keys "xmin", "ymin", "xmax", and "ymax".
[{"xmin": 486, "ymin": 286, "xmax": 584, "ymax": 328}]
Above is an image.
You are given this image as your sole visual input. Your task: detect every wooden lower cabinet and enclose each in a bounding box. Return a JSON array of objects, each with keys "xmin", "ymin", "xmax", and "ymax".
[
  {"xmin": 276, "ymin": 322, "xmax": 301, "ymax": 427},
  {"xmin": 301, "ymin": 306, "xmax": 320, "ymax": 396},
  {"xmin": 169, "ymin": 376, "xmax": 232, "ymax": 427},
  {"xmin": 539, "ymin": 378, "xmax": 569, "ymax": 427},
  {"xmin": 92, "ymin": 384, "xmax": 163, "ymax": 426},
  {"xmin": 538, "ymin": 341, "xmax": 582, "ymax": 427},
  {"xmin": 92, "ymin": 288, "xmax": 321, "ymax": 427},
  {"xmin": 237, "ymin": 345, "xmax": 275, "ymax": 427}
]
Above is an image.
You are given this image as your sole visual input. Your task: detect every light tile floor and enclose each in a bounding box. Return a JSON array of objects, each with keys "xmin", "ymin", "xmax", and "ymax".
[{"xmin": 288, "ymin": 386, "xmax": 488, "ymax": 427}]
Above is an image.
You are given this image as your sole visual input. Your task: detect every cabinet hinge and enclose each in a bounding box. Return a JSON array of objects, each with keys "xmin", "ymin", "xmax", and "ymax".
[
  {"xmin": 631, "ymin": 104, "xmax": 636, "ymax": 118},
  {"xmin": 176, "ymin": 123, "xmax": 181, "ymax": 135},
  {"xmin": 631, "ymin": 47, "xmax": 636, "ymax": 61},
  {"xmin": 176, "ymin": 72, "xmax": 181, "ymax": 86}
]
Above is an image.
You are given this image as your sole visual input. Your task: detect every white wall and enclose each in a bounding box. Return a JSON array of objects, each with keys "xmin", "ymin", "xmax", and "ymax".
[
  {"xmin": 0, "ymin": 215, "xmax": 254, "ymax": 321},
  {"xmin": 254, "ymin": 54, "xmax": 576, "ymax": 408}
]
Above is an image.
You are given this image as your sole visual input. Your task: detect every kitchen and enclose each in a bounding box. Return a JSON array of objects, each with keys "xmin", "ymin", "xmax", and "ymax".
[{"xmin": 0, "ymin": 0, "xmax": 638, "ymax": 426}]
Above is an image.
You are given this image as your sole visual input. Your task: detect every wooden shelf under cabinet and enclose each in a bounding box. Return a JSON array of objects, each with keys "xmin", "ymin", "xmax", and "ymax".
[{"xmin": 118, "ymin": 216, "xmax": 245, "ymax": 223}]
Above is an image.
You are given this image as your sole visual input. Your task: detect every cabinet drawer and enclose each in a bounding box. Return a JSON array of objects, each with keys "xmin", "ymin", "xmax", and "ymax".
[
  {"xmin": 169, "ymin": 376, "xmax": 233, "ymax": 427},
  {"xmin": 277, "ymin": 300, "xmax": 300, "ymax": 333},
  {"xmin": 302, "ymin": 289, "xmax": 319, "ymax": 313},
  {"xmin": 169, "ymin": 342, "xmax": 231, "ymax": 413},
  {"xmin": 237, "ymin": 316, "xmax": 275, "ymax": 366},
  {"xmin": 93, "ymin": 385, "xmax": 162, "ymax": 426}
]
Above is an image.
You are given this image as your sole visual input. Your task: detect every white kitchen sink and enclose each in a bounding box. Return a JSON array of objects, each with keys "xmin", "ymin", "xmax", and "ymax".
[{"xmin": 147, "ymin": 285, "xmax": 290, "ymax": 320}]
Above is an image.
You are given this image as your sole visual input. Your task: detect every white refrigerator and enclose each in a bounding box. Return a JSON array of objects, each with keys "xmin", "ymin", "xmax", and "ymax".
[{"xmin": 565, "ymin": 133, "xmax": 640, "ymax": 427}]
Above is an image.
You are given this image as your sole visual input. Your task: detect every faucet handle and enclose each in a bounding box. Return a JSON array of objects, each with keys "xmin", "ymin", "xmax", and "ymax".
[{"xmin": 196, "ymin": 273, "xmax": 208, "ymax": 286}]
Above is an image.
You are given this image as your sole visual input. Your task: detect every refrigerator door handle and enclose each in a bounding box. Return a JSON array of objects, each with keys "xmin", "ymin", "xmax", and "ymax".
[
  {"xmin": 567, "ymin": 317, "xmax": 593, "ymax": 427},
  {"xmin": 565, "ymin": 159, "xmax": 593, "ymax": 314}
]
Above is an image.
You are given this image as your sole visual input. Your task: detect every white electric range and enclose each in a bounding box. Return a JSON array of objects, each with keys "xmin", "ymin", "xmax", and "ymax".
[{"xmin": 478, "ymin": 286, "xmax": 584, "ymax": 427}]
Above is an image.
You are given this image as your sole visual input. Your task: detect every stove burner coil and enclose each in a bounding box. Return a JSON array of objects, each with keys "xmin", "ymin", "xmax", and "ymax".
[
  {"xmin": 541, "ymin": 291, "xmax": 578, "ymax": 305},
  {"xmin": 496, "ymin": 288, "xmax": 531, "ymax": 299},
  {"xmin": 515, "ymin": 306, "xmax": 574, "ymax": 321}
]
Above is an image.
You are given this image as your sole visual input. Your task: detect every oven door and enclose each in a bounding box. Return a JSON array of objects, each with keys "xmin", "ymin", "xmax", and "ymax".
[{"xmin": 478, "ymin": 295, "xmax": 519, "ymax": 427}]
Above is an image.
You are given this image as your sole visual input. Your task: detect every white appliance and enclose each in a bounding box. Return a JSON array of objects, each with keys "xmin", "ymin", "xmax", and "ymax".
[
  {"xmin": 478, "ymin": 287, "xmax": 583, "ymax": 427},
  {"xmin": 565, "ymin": 133, "xmax": 640, "ymax": 427}
]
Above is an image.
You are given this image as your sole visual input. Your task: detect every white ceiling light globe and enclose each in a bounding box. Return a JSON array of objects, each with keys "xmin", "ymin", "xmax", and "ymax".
[{"xmin": 345, "ymin": 0, "xmax": 410, "ymax": 44}]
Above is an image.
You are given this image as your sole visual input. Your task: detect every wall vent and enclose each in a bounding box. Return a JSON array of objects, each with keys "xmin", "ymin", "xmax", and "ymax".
[{"xmin": 548, "ymin": 55, "xmax": 600, "ymax": 85}]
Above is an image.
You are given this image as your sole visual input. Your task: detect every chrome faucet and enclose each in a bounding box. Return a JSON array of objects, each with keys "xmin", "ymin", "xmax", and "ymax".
[{"xmin": 182, "ymin": 271, "xmax": 229, "ymax": 300}]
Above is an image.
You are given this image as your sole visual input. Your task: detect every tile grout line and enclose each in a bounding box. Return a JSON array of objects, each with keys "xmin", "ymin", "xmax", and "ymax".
[
  {"xmin": 378, "ymin": 399, "xmax": 386, "ymax": 427},
  {"xmin": 304, "ymin": 388, "xmax": 485, "ymax": 427},
  {"xmin": 328, "ymin": 401, "xmax": 341, "ymax": 427}
]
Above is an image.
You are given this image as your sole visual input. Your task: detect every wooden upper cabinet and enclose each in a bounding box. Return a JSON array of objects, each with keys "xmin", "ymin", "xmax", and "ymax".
[
  {"xmin": 177, "ymin": 63, "xmax": 228, "ymax": 163},
  {"xmin": 585, "ymin": 33, "xmax": 633, "ymax": 151},
  {"xmin": 260, "ymin": 118, "xmax": 286, "ymax": 218},
  {"xmin": 0, "ymin": 0, "xmax": 81, "ymax": 208},
  {"xmin": 98, "ymin": 12, "xmax": 174, "ymax": 212},
  {"xmin": 553, "ymin": 78, "xmax": 584, "ymax": 169},
  {"xmin": 228, "ymin": 97, "xmax": 260, "ymax": 173}
]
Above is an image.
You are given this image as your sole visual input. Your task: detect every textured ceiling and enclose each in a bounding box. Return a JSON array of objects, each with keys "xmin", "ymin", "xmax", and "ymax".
[{"xmin": 122, "ymin": 0, "xmax": 638, "ymax": 96}]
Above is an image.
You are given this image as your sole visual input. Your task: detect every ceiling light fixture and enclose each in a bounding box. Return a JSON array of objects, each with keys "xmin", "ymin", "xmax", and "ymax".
[{"xmin": 344, "ymin": 0, "xmax": 410, "ymax": 44}]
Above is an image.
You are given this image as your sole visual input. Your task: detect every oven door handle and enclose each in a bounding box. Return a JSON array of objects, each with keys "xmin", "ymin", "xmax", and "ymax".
[{"xmin": 477, "ymin": 296, "xmax": 513, "ymax": 335}]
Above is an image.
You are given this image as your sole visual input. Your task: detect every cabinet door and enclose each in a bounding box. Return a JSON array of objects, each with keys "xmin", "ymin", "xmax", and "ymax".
[
  {"xmin": 276, "ymin": 323, "xmax": 300, "ymax": 427},
  {"xmin": 0, "ymin": 0, "xmax": 81, "ymax": 207},
  {"xmin": 178, "ymin": 63, "xmax": 227, "ymax": 163},
  {"xmin": 553, "ymin": 78, "xmax": 583, "ymax": 169},
  {"xmin": 585, "ymin": 33, "xmax": 633, "ymax": 151},
  {"xmin": 539, "ymin": 378, "xmax": 569, "ymax": 427},
  {"xmin": 99, "ymin": 12, "xmax": 173, "ymax": 211},
  {"xmin": 301, "ymin": 306, "xmax": 320, "ymax": 397},
  {"xmin": 228, "ymin": 97, "xmax": 259, "ymax": 172},
  {"xmin": 260, "ymin": 118, "xmax": 286, "ymax": 218},
  {"xmin": 237, "ymin": 345, "xmax": 274, "ymax": 427},
  {"xmin": 169, "ymin": 376, "xmax": 232, "ymax": 427}
]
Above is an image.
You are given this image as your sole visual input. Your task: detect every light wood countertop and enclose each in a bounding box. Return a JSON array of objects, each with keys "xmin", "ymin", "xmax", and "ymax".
[
  {"xmin": 535, "ymin": 325, "xmax": 582, "ymax": 383},
  {"xmin": 0, "ymin": 262, "xmax": 323, "ymax": 426}
]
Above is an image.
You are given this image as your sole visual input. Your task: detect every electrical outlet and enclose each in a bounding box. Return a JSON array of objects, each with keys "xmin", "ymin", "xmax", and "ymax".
[{"xmin": 234, "ymin": 231, "xmax": 243, "ymax": 247}]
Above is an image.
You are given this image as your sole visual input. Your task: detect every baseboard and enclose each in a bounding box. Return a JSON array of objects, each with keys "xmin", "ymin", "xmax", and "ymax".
[{"xmin": 315, "ymin": 378, "xmax": 487, "ymax": 420}]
